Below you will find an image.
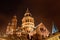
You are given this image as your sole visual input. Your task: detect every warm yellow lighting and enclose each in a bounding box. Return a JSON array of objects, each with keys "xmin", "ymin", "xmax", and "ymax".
[{"xmin": 0, "ymin": 38, "xmax": 6, "ymax": 40}]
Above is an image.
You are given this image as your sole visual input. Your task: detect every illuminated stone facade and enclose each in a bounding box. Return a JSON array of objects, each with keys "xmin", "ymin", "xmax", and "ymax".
[
  {"xmin": 21, "ymin": 8, "xmax": 35, "ymax": 33},
  {"xmin": 6, "ymin": 16, "xmax": 17, "ymax": 35},
  {"xmin": 6, "ymin": 8, "xmax": 50, "ymax": 40},
  {"xmin": 36, "ymin": 22, "xmax": 50, "ymax": 39}
]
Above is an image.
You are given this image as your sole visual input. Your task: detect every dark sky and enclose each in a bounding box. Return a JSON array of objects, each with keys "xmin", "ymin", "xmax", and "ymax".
[{"xmin": 0, "ymin": 0, "xmax": 60, "ymax": 33}]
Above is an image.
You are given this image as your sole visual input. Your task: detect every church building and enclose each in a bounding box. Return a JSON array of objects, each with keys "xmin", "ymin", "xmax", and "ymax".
[{"xmin": 6, "ymin": 8, "xmax": 59, "ymax": 40}]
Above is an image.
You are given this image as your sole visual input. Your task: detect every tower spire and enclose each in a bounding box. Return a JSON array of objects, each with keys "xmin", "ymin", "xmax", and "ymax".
[
  {"xmin": 26, "ymin": 8, "xmax": 30, "ymax": 13},
  {"xmin": 52, "ymin": 22, "xmax": 58, "ymax": 34},
  {"xmin": 24, "ymin": 8, "xmax": 32, "ymax": 16},
  {"xmin": 22, "ymin": 8, "xmax": 35, "ymax": 33}
]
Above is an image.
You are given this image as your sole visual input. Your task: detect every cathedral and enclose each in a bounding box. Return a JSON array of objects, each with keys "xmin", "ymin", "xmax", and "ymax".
[{"xmin": 6, "ymin": 8, "xmax": 59, "ymax": 40}]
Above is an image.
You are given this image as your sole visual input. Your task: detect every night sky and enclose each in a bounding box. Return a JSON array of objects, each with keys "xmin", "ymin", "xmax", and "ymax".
[{"xmin": 0, "ymin": 0, "xmax": 60, "ymax": 33}]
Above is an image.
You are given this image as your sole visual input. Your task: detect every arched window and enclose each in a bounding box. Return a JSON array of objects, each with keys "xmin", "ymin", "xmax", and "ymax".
[
  {"xmin": 40, "ymin": 28, "xmax": 46, "ymax": 32},
  {"xmin": 26, "ymin": 19, "xmax": 29, "ymax": 22}
]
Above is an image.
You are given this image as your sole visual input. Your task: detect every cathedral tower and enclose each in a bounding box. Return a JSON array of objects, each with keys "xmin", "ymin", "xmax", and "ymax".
[
  {"xmin": 22, "ymin": 8, "xmax": 35, "ymax": 33},
  {"xmin": 6, "ymin": 15, "xmax": 17, "ymax": 35},
  {"xmin": 11, "ymin": 15, "xmax": 17, "ymax": 34}
]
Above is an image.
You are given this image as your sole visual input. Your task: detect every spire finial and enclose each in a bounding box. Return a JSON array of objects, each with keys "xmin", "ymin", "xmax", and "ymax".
[
  {"xmin": 24, "ymin": 8, "xmax": 32, "ymax": 16},
  {"xmin": 26, "ymin": 8, "xmax": 30, "ymax": 13}
]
